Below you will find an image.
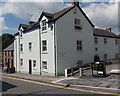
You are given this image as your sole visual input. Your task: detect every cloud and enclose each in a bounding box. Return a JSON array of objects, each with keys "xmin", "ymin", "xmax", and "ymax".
[
  {"xmin": 1, "ymin": 1, "xmax": 65, "ymax": 21},
  {"xmin": 82, "ymin": 2, "xmax": 118, "ymax": 33},
  {"xmin": 0, "ymin": 17, "xmax": 8, "ymax": 30}
]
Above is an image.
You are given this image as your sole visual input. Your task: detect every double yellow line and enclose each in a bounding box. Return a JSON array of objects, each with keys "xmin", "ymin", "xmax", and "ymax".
[{"xmin": 2, "ymin": 75, "xmax": 119, "ymax": 95}]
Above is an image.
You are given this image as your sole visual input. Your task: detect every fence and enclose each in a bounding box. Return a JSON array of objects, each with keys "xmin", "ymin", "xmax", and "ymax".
[{"xmin": 65, "ymin": 58, "xmax": 120, "ymax": 77}]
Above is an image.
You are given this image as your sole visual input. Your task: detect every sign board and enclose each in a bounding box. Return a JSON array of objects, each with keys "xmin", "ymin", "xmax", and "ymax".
[{"xmin": 91, "ymin": 62, "xmax": 106, "ymax": 77}]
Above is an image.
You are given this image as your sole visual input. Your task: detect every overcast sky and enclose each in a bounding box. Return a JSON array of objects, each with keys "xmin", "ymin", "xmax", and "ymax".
[{"xmin": 0, "ymin": 0, "xmax": 120, "ymax": 34}]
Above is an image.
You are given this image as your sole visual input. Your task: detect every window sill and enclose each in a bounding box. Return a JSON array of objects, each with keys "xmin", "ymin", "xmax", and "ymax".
[
  {"xmin": 20, "ymin": 66, "xmax": 23, "ymax": 69},
  {"xmin": 29, "ymin": 50, "xmax": 32, "ymax": 52},
  {"xmin": 41, "ymin": 31, "xmax": 47, "ymax": 34},
  {"xmin": 42, "ymin": 70, "xmax": 48, "ymax": 73},
  {"xmin": 77, "ymin": 50, "xmax": 83, "ymax": 53},
  {"xmin": 20, "ymin": 52, "xmax": 23, "ymax": 54},
  {"xmin": 33, "ymin": 68, "xmax": 37, "ymax": 70},
  {"xmin": 42, "ymin": 52, "xmax": 48, "ymax": 54}
]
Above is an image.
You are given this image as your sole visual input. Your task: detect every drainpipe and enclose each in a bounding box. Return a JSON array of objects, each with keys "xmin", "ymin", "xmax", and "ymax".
[{"xmin": 39, "ymin": 25, "xmax": 41, "ymax": 75}]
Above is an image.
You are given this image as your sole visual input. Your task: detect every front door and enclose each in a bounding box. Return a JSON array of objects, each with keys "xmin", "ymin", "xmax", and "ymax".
[{"xmin": 29, "ymin": 60, "xmax": 32, "ymax": 74}]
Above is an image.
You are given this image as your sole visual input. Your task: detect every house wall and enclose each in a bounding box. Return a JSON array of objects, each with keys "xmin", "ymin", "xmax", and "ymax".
[
  {"xmin": 55, "ymin": 6, "xmax": 118, "ymax": 76},
  {"xmin": 118, "ymin": 38, "xmax": 120, "ymax": 58},
  {"xmin": 56, "ymin": 6, "xmax": 95, "ymax": 75},
  {"xmin": 14, "ymin": 35, "xmax": 20, "ymax": 73},
  {"xmin": 40, "ymin": 16, "xmax": 56, "ymax": 76},
  {"xmin": 94, "ymin": 36, "xmax": 118, "ymax": 60},
  {"xmin": 3, "ymin": 50, "xmax": 14, "ymax": 68},
  {"xmin": 19, "ymin": 28, "xmax": 41, "ymax": 75}
]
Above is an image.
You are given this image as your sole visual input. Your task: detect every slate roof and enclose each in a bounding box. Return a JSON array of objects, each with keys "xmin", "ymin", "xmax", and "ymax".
[
  {"xmin": 18, "ymin": 24, "xmax": 29, "ymax": 30},
  {"xmin": 3, "ymin": 42, "xmax": 14, "ymax": 51},
  {"xmin": 93, "ymin": 28, "xmax": 120, "ymax": 38},
  {"xmin": 15, "ymin": 4, "xmax": 119, "ymax": 39}
]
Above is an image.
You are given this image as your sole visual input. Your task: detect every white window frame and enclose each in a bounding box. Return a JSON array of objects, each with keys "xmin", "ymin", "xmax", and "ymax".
[
  {"xmin": 75, "ymin": 19, "xmax": 81, "ymax": 26},
  {"xmin": 42, "ymin": 20, "xmax": 47, "ymax": 32},
  {"xmin": 77, "ymin": 40, "xmax": 82, "ymax": 51},
  {"xmin": 20, "ymin": 59, "xmax": 23, "ymax": 67},
  {"xmin": 33, "ymin": 60, "xmax": 36, "ymax": 68},
  {"xmin": 29, "ymin": 42, "xmax": 32, "ymax": 51},
  {"xmin": 42, "ymin": 40, "xmax": 47, "ymax": 52},
  {"xmin": 42, "ymin": 61, "xmax": 47, "ymax": 72},
  {"xmin": 20, "ymin": 44, "xmax": 23, "ymax": 52}
]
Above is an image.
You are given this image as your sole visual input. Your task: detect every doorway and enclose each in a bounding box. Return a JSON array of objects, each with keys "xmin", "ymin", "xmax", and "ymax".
[
  {"xmin": 29, "ymin": 60, "xmax": 32, "ymax": 74},
  {"xmin": 94, "ymin": 56, "xmax": 100, "ymax": 62}
]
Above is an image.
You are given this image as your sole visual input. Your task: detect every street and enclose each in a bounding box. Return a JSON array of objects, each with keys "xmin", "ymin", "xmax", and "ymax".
[{"xmin": 1, "ymin": 75, "xmax": 116, "ymax": 96}]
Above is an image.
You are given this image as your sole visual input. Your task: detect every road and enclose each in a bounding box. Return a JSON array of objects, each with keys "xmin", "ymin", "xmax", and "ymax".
[{"xmin": 1, "ymin": 75, "xmax": 117, "ymax": 96}]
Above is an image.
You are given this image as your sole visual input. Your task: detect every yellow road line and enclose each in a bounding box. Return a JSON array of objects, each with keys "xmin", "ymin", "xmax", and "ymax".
[{"xmin": 2, "ymin": 75, "xmax": 119, "ymax": 95}]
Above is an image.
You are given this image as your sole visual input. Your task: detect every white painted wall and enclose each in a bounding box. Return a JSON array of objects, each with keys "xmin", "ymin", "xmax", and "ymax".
[
  {"xmin": 56, "ymin": 6, "xmax": 95, "ymax": 75},
  {"xmin": 55, "ymin": 6, "xmax": 118, "ymax": 75},
  {"xmin": 40, "ymin": 16, "xmax": 56, "ymax": 76},
  {"xmin": 15, "ymin": 28, "xmax": 41, "ymax": 75},
  {"xmin": 14, "ymin": 35, "xmax": 20, "ymax": 73}
]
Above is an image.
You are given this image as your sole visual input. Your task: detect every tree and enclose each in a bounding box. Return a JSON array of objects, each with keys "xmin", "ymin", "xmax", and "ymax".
[{"xmin": 0, "ymin": 33, "xmax": 15, "ymax": 50}]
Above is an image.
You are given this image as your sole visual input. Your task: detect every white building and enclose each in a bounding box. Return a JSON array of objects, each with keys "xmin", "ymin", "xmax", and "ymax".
[{"xmin": 14, "ymin": 1, "xmax": 120, "ymax": 76}]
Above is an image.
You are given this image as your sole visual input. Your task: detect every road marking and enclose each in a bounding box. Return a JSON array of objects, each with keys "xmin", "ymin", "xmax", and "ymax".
[{"xmin": 2, "ymin": 75, "xmax": 119, "ymax": 95}]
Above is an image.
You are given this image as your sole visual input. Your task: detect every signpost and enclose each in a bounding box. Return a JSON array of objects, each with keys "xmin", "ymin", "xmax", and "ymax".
[{"xmin": 91, "ymin": 62, "xmax": 106, "ymax": 77}]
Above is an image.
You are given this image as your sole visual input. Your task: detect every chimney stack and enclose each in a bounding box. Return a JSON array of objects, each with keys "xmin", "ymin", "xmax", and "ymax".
[
  {"xmin": 72, "ymin": 0, "xmax": 79, "ymax": 6},
  {"xmin": 106, "ymin": 28, "xmax": 112, "ymax": 32}
]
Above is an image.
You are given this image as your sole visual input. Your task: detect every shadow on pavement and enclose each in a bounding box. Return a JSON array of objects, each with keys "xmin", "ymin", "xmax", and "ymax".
[{"xmin": 1, "ymin": 81, "xmax": 17, "ymax": 92}]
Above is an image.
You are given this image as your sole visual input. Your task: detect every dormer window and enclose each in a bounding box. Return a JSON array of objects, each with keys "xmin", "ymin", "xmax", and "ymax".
[
  {"xmin": 42, "ymin": 20, "xmax": 47, "ymax": 31},
  {"xmin": 75, "ymin": 19, "xmax": 82, "ymax": 29}
]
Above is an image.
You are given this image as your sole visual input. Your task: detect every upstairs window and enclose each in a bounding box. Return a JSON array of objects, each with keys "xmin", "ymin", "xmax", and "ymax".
[
  {"xmin": 20, "ymin": 59, "xmax": 23, "ymax": 66},
  {"xmin": 42, "ymin": 40, "xmax": 47, "ymax": 52},
  {"xmin": 29, "ymin": 42, "xmax": 32, "ymax": 51},
  {"xmin": 94, "ymin": 37, "xmax": 98, "ymax": 44},
  {"xmin": 104, "ymin": 38, "xmax": 107, "ymax": 44},
  {"xmin": 75, "ymin": 19, "xmax": 82, "ymax": 29},
  {"xmin": 20, "ymin": 44, "xmax": 23, "ymax": 52},
  {"xmin": 77, "ymin": 40, "xmax": 82, "ymax": 51},
  {"xmin": 42, "ymin": 20, "xmax": 47, "ymax": 31},
  {"xmin": 115, "ymin": 39, "xmax": 118, "ymax": 45}
]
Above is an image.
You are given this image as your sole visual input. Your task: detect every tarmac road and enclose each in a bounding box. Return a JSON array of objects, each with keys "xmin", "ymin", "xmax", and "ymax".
[{"xmin": 1, "ymin": 76, "xmax": 117, "ymax": 96}]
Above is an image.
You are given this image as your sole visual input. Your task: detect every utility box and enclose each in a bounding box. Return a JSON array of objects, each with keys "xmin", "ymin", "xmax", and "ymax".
[{"xmin": 91, "ymin": 62, "xmax": 106, "ymax": 77}]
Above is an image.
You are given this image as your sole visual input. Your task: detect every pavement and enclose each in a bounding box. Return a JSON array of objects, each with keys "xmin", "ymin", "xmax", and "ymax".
[{"xmin": 1, "ymin": 63, "xmax": 120, "ymax": 94}]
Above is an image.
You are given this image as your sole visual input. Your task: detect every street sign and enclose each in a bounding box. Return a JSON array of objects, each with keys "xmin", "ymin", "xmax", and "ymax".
[{"xmin": 91, "ymin": 62, "xmax": 106, "ymax": 77}]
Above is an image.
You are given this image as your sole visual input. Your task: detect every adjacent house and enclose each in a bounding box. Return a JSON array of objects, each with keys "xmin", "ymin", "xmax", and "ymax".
[
  {"xmin": 14, "ymin": 1, "xmax": 120, "ymax": 76},
  {"xmin": 3, "ymin": 42, "xmax": 15, "ymax": 73}
]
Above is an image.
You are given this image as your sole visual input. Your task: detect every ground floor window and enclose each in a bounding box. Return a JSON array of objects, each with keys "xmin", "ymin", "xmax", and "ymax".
[
  {"xmin": 42, "ymin": 61, "xmax": 47, "ymax": 71},
  {"xmin": 104, "ymin": 54, "xmax": 107, "ymax": 60},
  {"xmin": 33, "ymin": 60, "xmax": 36, "ymax": 68},
  {"xmin": 77, "ymin": 60, "xmax": 83, "ymax": 67}
]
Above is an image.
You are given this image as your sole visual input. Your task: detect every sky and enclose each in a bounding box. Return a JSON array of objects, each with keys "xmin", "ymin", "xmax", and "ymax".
[{"xmin": 0, "ymin": 0, "xmax": 120, "ymax": 35}]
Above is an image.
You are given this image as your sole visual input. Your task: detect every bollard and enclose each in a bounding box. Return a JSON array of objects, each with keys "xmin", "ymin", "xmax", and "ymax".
[
  {"xmin": 65, "ymin": 69, "xmax": 68, "ymax": 77},
  {"xmin": 79, "ymin": 68, "xmax": 83, "ymax": 77}
]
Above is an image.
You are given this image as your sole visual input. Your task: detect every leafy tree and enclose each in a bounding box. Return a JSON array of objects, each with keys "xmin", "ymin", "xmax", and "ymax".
[{"xmin": 0, "ymin": 33, "xmax": 15, "ymax": 50}]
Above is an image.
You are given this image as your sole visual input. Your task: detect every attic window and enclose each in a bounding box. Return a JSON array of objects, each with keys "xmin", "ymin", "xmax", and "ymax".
[
  {"xmin": 75, "ymin": 19, "xmax": 82, "ymax": 29},
  {"xmin": 74, "ymin": 8, "xmax": 77, "ymax": 14},
  {"xmin": 42, "ymin": 20, "xmax": 47, "ymax": 31}
]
